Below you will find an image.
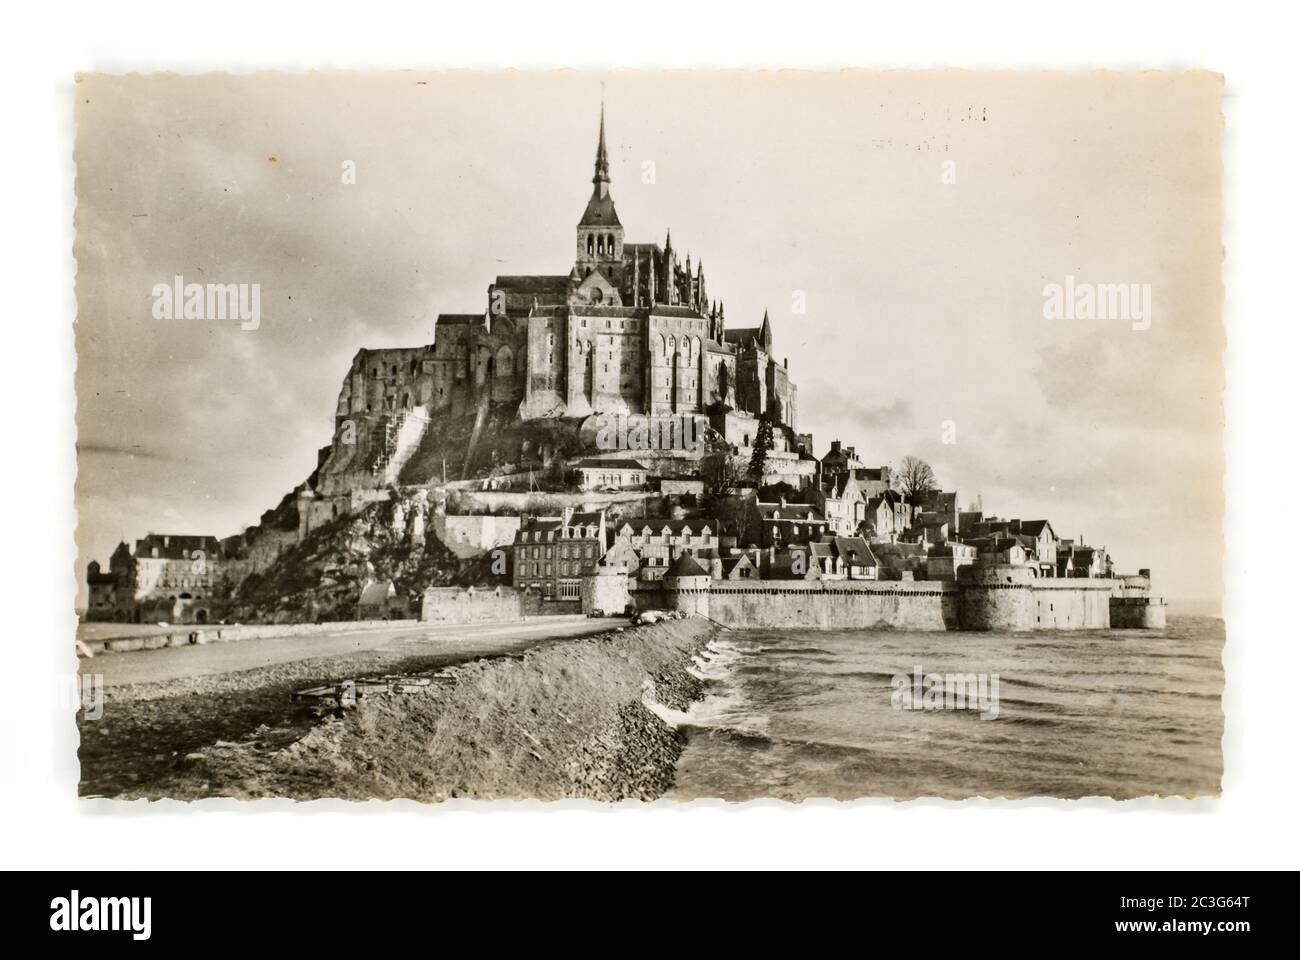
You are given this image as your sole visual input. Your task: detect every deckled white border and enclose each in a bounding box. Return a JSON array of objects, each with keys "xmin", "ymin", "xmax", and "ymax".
[{"xmin": 6, "ymin": 0, "xmax": 1283, "ymax": 869}]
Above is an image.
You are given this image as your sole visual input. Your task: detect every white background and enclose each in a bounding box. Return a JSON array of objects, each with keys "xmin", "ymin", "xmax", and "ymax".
[{"xmin": 0, "ymin": 0, "xmax": 1293, "ymax": 870}]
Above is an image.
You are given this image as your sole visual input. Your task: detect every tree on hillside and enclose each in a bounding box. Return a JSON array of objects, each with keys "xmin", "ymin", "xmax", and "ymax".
[
  {"xmin": 895, "ymin": 455, "xmax": 937, "ymax": 500},
  {"xmin": 748, "ymin": 412, "xmax": 775, "ymax": 484},
  {"xmin": 715, "ymin": 493, "xmax": 764, "ymax": 549}
]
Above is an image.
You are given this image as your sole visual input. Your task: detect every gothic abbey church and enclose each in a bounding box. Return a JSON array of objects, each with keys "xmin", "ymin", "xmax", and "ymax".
[{"xmin": 323, "ymin": 106, "xmax": 801, "ymax": 489}]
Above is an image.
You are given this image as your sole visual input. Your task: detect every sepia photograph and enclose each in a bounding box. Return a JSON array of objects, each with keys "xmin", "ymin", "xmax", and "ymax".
[
  {"xmin": 72, "ymin": 71, "xmax": 1223, "ymax": 802},
  {"xmin": 6, "ymin": 0, "xmax": 1300, "ymax": 909}
]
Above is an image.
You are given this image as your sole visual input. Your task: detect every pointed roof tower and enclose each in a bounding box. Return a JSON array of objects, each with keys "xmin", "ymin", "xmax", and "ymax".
[
  {"xmin": 579, "ymin": 100, "xmax": 621, "ymax": 227},
  {"xmin": 758, "ymin": 309, "xmax": 773, "ymax": 352}
]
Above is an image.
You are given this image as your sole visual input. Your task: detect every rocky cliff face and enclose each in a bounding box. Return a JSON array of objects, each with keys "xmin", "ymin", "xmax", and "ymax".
[{"xmin": 227, "ymin": 499, "xmax": 504, "ymax": 624}]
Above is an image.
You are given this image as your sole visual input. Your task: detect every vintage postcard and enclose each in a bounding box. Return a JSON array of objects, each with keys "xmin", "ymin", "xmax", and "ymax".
[{"xmin": 73, "ymin": 71, "xmax": 1224, "ymax": 802}]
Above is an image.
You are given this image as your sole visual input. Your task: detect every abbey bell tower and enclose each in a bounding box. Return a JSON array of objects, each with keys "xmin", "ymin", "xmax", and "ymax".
[{"xmin": 575, "ymin": 103, "xmax": 623, "ymax": 269}]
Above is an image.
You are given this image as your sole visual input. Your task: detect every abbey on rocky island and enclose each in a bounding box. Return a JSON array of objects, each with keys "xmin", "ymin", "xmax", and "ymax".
[{"xmin": 325, "ymin": 105, "xmax": 799, "ymax": 478}]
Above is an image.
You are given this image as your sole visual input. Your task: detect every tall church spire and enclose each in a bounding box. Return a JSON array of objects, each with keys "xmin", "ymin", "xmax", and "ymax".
[
  {"xmin": 592, "ymin": 100, "xmax": 611, "ymax": 198},
  {"xmin": 578, "ymin": 98, "xmax": 620, "ymax": 229}
]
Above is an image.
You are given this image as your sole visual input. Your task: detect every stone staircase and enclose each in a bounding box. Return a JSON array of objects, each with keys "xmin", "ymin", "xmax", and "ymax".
[{"xmin": 370, "ymin": 407, "xmax": 432, "ymax": 485}]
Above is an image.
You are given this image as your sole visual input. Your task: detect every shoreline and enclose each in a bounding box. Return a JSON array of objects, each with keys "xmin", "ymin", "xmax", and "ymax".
[{"xmin": 82, "ymin": 617, "xmax": 717, "ymax": 802}]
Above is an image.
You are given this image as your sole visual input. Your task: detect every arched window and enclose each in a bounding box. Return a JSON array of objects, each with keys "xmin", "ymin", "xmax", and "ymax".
[
  {"xmin": 655, "ymin": 334, "xmax": 665, "ymax": 357},
  {"xmin": 606, "ymin": 234, "xmax": 614, "ymax": 255},
  {"xmin": 587, "ymin": 234, "xmax": 594, "ymax": 255},
  {"xmin": 596, "ymin": 235, "xmax": 604, "ymax": 256},
  {"xmin": 496, "ymin": 345, "xmax": 513, "ymax": 377},
  {"xmin": 666, "ymin": 334, "xmax": 676, "ymax": 354}
]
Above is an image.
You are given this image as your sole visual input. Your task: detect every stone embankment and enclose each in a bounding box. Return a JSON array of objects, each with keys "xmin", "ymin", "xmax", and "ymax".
[{"xmin": 88, "ymin": 617, "xmax": 716, "ymax": 802}]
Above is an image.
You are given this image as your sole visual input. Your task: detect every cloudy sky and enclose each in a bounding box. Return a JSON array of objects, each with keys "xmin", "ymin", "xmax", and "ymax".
[{"xmin": 74, "ymin": 71, "xmax": 1223, "ymax": 610}]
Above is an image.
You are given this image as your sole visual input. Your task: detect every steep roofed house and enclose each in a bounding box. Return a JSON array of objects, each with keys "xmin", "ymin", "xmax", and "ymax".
[
  {"xmin": 1014, "ymin": 520, "xmax": 1058, "ymax": 575},
  {"xmin": 1063, "ymin": 544, "xmax": 1106, "ymax": 578},
  {"xmin": 718, "ymin": 552, "xmax": 760, "ymax": 581},
  {"xmin": 357, "ymin": 579, "xmax": 408, "ymax": 620},
  {"xmin": 614, "ymin": 517, "xmax": 719, "ymax": 581},
  {"xmin": 813, "ymin": 472, "xmax": 867, "ymax": 536},
  {"xmin": 864, "ymin": 489, "xmax": 912, "ymax": 541},
  {"xmin": 756, "ymin": 501, "xmax": 829, "ymax": 548},
  {"xmin": 807, "ymin": 540, "xmax": 843, "ymax": 579},
  {"xmin": 834, "ymin": 536, "xmax": 879, "ymax": 580},
  {"xmin": 913, "ymin": 489, "xmax": 960, "ymax": 533},
  {"xmin": 819, "ymin": 439, "xmax": 865, "ymax": 478}
]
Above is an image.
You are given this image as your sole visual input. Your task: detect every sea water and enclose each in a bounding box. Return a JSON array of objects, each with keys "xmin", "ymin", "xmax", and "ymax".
[{"xmin": 667, "ymin": 617, "xmax": 1224, "ymax": 800}]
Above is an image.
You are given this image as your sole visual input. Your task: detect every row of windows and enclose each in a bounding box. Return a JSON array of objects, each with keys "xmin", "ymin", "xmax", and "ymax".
[
  {"xmin": 584, "ymin": 472, "xmax": 644, "ymax": 486},
  {"xmin": 578, "ymin": 318, "xmax": 640, "ymax": 333},
  {"xmin": 519, "ymin": 562, "xmax": 592, "ymax": 578},
  {"xmin": 769, "ymin": 522, "xmax": 827, "ymax": 540},
  {"xmin": 586, "ymin": 233, "xmax": 618, "ymax": 256},
  {"xmin": 517, "ymin": 543, "xmax": 596, "ymax": 559},
  {"xmin": 654, "ymin": 334, "xmax": 701, "ymax": 359}
]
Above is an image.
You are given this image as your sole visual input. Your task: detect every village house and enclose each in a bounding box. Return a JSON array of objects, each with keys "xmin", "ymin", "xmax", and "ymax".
[
  {"xmin": 1058, "ymin": 542, "xmax": 1108, "ymax": 578},
  {"xmin": 871, "ymin": 541, "xmax": 928, "ymax": 580},
  {"xmin": 912, "ymin": 489, "xmax": 960, "ymax": 534},
  {"xmin": 904, "ymin": 517, "xmax": 950, "ymax": 547},
  {"xmin": 511, "ymin": 508, "xmax": 606, "ymax": 600},
  {"xmin": 612, "ymin": 516, "xmax": 719, "ymax": 580},
  {"xmin": 756, "ymin": 500, "xmax": 830, "ymax": 548},
  {"xmin": 356, "ymin": 579, "xmax": 409, "ymax": 620},
  {"xmin": 969, "ymin": 536, "xmax": 1029, "ymax": 566},
  {"xmin": 718, "ymin": 552, "xmax": 761, "ymax": 580},
  {"xmin": 599, "ymin": 535, "xmax": 642, "ymax": 577},
  {"xmin": 577, "ymin": 458, "xmax": 647, "ymax": 491},
  {"xmin": 83, "ymin": 533, "xmax": 228, "ymax": 624},
  {"xmin": 807, "ymin": 540, "xmax": 841, "ymax": 579},
  {"xmin": 818, "ymin": 440, "xmax": 892, "ymax": 497},
  {"xmin": 819, "ymin": 439, "xmax": 865, "ymax": 478},
  {"xmin": 1012, "ymin": 519, "xmax": 1058, "ymax": 576},
  {"xmin": 863, "ymin": 489, "xmax": 912, "ymax": 541},
  {"xmin": 834, "ymin": 536, "xmax": 879, "ymax": 579},
  {"xmin": 813, "ymin": 472, "xmax": 867, "ymax": 536},
  {"xmin": 926, "ymin": 540, "xmax": 978, "ymax": 581}
]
